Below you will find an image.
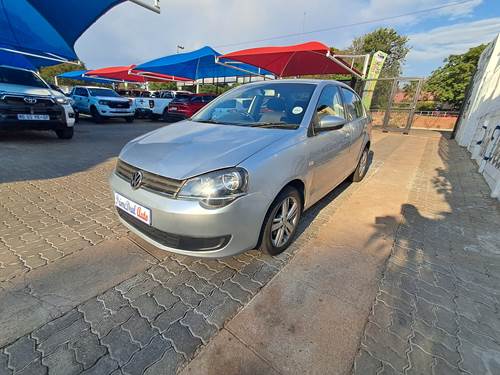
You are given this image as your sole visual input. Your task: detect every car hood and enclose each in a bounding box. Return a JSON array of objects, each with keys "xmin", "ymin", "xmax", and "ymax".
[
  {"xmin": 0, "ymin": 83, "xmax": 53, "ymax": 97},
  {"xmin": 95, "ymin": 96, "xmax": 129, "ymax": 102},
  {"xmin": 120, "ymin": 120, "xmax": 289, "ymax": 180}
]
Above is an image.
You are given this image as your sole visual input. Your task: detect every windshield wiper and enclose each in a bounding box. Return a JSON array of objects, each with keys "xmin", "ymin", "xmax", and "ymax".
[
  {"xmin": 194, "ymin": 119, "xmax": 229, "ymax": 125},
  {"xmin": 251, "ymin": 122, "xmax": 299, "ymax": 129}
]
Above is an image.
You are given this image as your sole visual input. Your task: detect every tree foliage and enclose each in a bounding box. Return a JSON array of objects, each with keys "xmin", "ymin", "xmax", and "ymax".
[
  {"xmin": 425, "ymin": 44, "xmax": 487, "ymax": 109},
  {"xmin": 39, "ymin": 63, "xmax": 86, "ymax": 85},
  {"xmin": 349, "ymin": 27, "xmax": 410, "ymax": 78}
]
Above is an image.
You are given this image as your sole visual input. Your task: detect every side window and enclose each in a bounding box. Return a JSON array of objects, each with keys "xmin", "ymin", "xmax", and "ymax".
[
  {"xmin": 76, "ymin": 88, "xmax": 88, "ymax": 97},
  {"xmin": 315, "ymin": 85, "xmax": 345, "ymax": 121},
  {"xmin": 341, "ymin": 88, "xmax": 364, "ymax": 120}
]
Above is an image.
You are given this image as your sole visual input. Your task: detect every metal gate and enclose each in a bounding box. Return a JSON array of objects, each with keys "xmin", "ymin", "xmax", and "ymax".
[{"xmin": 355, "ymin": 77, "xmax": 425, "ymax": 134}]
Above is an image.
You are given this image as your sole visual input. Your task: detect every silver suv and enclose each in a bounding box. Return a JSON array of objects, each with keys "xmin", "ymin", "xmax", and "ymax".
[{"xmin": 110, "ymin": 79, "xmax": 371, "ymax": 257}]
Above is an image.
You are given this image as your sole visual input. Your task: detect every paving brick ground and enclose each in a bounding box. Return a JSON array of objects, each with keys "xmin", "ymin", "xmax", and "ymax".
[
  {"xmin": 1, "ymin": 124, "xmax": 499, "ymax": 374},
  {"xmin": 0, "ymin": 122, "xmax": 161, "ymax": 282},
  {"xmin": 354, "ymin": 135, "xmax": 500, "ymax": 374}
]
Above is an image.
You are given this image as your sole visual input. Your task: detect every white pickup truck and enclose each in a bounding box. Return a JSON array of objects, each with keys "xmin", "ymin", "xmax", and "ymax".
[
  {"xmin": 70, "ymin": 86, "xmax": 135, "ymax": 123},
  {"xmin": 134, "ymin": 90, "xmax": 192, "ymax": 121},
  {"xmin": 0, "ymin": 65, "xmax": 75, "ymax": 139}
]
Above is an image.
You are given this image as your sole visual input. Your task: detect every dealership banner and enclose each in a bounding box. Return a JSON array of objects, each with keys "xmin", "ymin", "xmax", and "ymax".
[{"xmin": 362, "ymin": 51, "xmax": 388, "ymax": 109}]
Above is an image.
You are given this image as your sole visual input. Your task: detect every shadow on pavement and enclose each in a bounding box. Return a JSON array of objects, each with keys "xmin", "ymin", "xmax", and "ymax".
[{"xmin": 354, "ymin": 134, "xmax": 500, "ymax": 373}]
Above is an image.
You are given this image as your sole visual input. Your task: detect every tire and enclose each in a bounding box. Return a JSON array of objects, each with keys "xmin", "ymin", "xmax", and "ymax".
[
  {"xmin": 125, "ymin": 116, "xmax": 134, "ymax": 123},
  {"xmin": 74, "ymin": 111, "xmax": 79, "ymax": 123},
  {"xmin": 259, "ymin": 186, "xmax": 302, "ymax": 256},
  {"xmin": 55, "ymin": 127, "xmax": 74, "ymax": 139},
  {"xmin": 90, "ymin": 106, "xmax": 103, "ymax": 123},
  {"xmin": 162, "ymin": 108, "xmax": 170, "ymax": 122},
  {"xmin": 351, "ymin": 146, "xmax": 370, "ymax": 182}
]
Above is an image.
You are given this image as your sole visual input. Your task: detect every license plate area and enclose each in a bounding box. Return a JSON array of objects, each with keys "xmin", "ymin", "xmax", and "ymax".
[
  {"xmin": 17, "ymin": 114, "xmax": 50, "ymax": 121},
  {"xmin": 115, "ymin": 193, "xmax": 151, "ymax": 225}
]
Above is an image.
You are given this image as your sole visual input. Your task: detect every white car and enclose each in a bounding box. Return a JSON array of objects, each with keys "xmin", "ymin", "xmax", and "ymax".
[
  {"xmin": 70, "ymin": 86, "xmax": 135, "ymax": 123},
  {"xmin": 135, "ymin": 90, "xmax": 192, "ymax": 121},
  {"xmin": 0, "ymin": 65, "xmax": 75, "ymax": 139}
]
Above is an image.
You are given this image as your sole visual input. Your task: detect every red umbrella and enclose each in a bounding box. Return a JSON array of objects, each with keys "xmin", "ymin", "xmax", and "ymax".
[
  {"xmin": 86, "ymin": 65, "xmax": 190, "ymax": 83},
  {"xmin": 220, "ymin": 41, "xmax": 361, "ymax": 78}
]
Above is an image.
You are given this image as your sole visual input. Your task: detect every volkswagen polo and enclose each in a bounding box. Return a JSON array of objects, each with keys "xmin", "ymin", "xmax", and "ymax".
[{"xmin": 110, "ymin": 79, "xmax": 371, "ymax": 257}]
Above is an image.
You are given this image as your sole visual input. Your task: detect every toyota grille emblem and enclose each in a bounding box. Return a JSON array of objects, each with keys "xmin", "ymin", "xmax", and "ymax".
[
  {"xmin": 24, "ymin": 97, "xmax": 37, "ymax": 104},
  {"xmin": 130, "ymin": 171, "xmax": 144, "ymax": 190}
]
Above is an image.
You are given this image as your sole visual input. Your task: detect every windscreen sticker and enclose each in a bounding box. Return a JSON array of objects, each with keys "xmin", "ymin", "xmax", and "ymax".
[{"xmin": 292, "ymin": 106, "xmax": 303, "ymax": 115}]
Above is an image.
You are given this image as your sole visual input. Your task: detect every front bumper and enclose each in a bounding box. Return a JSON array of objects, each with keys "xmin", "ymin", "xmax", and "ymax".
[
  {"xmin": 109, "ymin": 172, "xmax": 268, "ymax": 257},
  {"xmin": 97, "ymin": 106, "xmax": 134, "ymax": 117}
]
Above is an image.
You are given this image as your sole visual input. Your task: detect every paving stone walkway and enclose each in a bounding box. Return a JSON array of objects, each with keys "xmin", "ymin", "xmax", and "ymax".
[
  {"xmin": 1, "ymin": 125, "xmax": 498, "ymax": 375},
  {"xmin": 354, "ymin": 135, "xmax": 500, "ymax": 374}
]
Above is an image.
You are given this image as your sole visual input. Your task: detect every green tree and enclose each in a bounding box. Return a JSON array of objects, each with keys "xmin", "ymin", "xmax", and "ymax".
[
  {"xmin": 148, "ymin": 81, "xmax": 178, "ymax": 91},
  {"xmin": 349, "ymin": 27, "xmax": 410, "ymax": 78},
  {"xmin": 39, "ymin": 62, "xmax": 86, "ymax": 85},
  {"xmin": 425, "ymin": 44, "xmax": 487, "ymax": 109}
]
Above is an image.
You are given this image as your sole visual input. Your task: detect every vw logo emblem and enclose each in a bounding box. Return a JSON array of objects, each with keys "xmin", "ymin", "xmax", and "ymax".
[
  {"xmin": 130, "ymin": 171, "xmax": 144, "ymax": 190},
  {"xmin": 24, "ymin": 97, "xmax": 37, "ymax": 104}
]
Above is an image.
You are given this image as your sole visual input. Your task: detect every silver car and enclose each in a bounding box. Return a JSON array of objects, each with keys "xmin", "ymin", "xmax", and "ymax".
[{"xmin": 110, "ymin": 79, "xmax": 371, "ymax": 257}]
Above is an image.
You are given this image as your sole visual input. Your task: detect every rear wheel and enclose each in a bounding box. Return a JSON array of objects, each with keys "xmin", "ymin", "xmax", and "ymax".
[
  {"xmin": 259, "ymin": 186, "xmax": 302, "ymax": 256},
  {"xmin": 90, "ymin": 106, "xmax": 103, "ymax": 123},
  {"xmin": 351, "ymin": 146, "xmax": 369, "ymax": 182},
  {"xmin": 55, "ymin": 127, "xmax": 74, "ymax": 139}
]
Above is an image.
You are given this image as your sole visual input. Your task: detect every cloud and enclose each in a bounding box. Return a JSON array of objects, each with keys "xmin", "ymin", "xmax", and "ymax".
[
  {"xmin": 74, "ymin": 0, "xmax": 486, "ymax": 76},
  {"xmin": 404, "ymin": 17, "xmax": 500, "ymax": 75}
]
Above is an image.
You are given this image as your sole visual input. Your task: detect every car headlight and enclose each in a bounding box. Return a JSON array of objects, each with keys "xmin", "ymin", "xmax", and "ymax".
[
  {"xmin": 178, "ymin": 167, "xmax": 248, "ymax": 208},
  {"xmin": 99, "ymin": 100, "xmax": 109, "ymax": 105},
  {"xmin": 55, "ymin": 97, "xmax": 69, "ymax": 105}
]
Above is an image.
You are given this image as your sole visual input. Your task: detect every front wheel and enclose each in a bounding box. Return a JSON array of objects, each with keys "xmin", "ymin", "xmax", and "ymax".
[
  {"xmin": 259, "ymin": 186, "xmax": 302, "ymax": 256},
  {"xmin": 90, "ymin": 106, "xmax": 103, "ymax": 123},
  {"xmin": 351, "ymin": 146, "xmax": 369, "ymax": 182},
  {"xmin": 125, "ymin": 116, "xmax": 134, "ymax": 123},
  {"xmin": 55, "ymin": 127, "xmax": 74, "ymax": 139}
]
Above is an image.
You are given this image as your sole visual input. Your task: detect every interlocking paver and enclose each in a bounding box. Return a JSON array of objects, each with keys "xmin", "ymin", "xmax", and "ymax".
[
  {"xmin": 163, "ymin": 321, "xmax": 202, "ymax": 359},
  {"xmin": 355, "ymin": 136, "xmax": 500, "ymax": 375}
]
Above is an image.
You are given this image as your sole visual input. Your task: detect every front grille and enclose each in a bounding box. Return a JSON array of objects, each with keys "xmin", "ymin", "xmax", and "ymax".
[
  {"xmin": 1, "ymin": 95, "xmax": 55, "ymax": 107},
  {"xmin": 115, "ymin": 159, "xmax": 184, "ymax": 197},
  {"xmin": 108, "ymin": 101, "xmax": 130, "ymax": 109},
  {"xmin": 117, "ymin": 208, "xmax": 230, "ymax": 251}
]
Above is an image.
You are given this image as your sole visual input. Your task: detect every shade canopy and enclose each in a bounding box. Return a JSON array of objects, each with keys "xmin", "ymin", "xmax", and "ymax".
[
  {"xmin": 220, "ymin": 42, "xmax": 360, "ymax": 78},
  {"xmin": 57, "ymin": 70, "xmax": 120, "ymax": 84},
  {"xmin": 86, "ymin": 65, "xmax": 190, "ymax": 83},
  {"xmin": 135, "ymin": 46, "xmax": 269, "ymax": 80},
  {"xmin": 0, "ymin": 0, "xmax": 126, "ymax": 69}
]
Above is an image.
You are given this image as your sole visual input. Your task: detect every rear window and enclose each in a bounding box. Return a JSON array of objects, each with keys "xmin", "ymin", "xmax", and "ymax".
[
  {"xmin": 172, "ymin": 93, "xmax": 192, "ymax": 102},
  {"xmin": 0, "ymin": 67, "xmax": 47, "ymax": 88}
]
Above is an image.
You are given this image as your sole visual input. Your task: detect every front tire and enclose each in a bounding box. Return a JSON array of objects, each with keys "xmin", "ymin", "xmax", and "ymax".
[
  {"xmin": 125, "ymin": 116, "xmax": 134, "ymax": 123},
  {"xmin": 55, "ymin": 127, "xmax": 74, "ymax": 139},
  {"xmin": 90, "ymin": 106, "xmax": 103, "ymax": 123},
  {"xmin": 259, "ymin": 186, "xmax": 302, "ymax": 256},
  {"xmin": 351, "ymin": 146, "xmax": 369, "ymax": 182}
]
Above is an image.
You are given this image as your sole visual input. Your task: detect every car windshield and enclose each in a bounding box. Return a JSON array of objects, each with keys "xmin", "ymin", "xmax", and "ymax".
[
  {"xmin": 0, "ymin": 67, "xmax": 48, "ymax": 88},
  {"xmin": 191, "ymin": 82, "xmax": 316, "ymax": 129},
  {"xmin": 88, "ymin": 88, "xmax": 120, "ymax": 97}
]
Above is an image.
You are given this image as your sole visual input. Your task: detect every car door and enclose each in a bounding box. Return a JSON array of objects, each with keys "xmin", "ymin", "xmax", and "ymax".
[
  {"xmin": 340, "ymin": 87, "xmax": 367, "ymax": 169},
  {"xmin": 307, "ymin": 85, "xmax": 352, "ymax": 202}
]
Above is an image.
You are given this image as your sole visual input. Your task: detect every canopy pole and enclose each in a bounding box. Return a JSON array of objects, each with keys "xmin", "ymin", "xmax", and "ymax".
[
  {"xmin": 214, "ymin": 57, "xmax": 274, "ymax": 80},
  {"xmin": 128, "ymin": 0, "xmax": 161, "ymax": 13},
  {"xmin": 0, "ymin": 47, "xmax": 80, "ymax": 65}
]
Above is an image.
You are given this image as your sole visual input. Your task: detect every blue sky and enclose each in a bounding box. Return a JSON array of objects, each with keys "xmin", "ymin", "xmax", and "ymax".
[{"xmin": 76, "ymin": 0, "xmax": 500, "ymax": 77}]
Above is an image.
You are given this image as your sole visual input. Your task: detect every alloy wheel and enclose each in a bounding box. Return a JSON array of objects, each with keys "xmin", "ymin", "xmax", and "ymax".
[{"xmin": 271, "ymin": 196, "xmax": 299, "ymax": 247}]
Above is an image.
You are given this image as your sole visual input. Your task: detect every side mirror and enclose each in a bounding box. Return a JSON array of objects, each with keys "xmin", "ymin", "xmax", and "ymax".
[{"xmin": 315, "ymin": 115, "xmax": 346, "ymax": 131}]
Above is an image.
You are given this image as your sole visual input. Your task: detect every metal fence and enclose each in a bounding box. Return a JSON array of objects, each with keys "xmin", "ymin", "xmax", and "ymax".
[{"xmin": 354, "ymin": 77, "xmax": 458, "ymax": 133}]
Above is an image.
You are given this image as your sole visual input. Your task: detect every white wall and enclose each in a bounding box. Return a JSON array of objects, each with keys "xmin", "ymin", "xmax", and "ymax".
[{"xmin": 455, "ymin": 34, "xmax": 500, "ymax": 200}]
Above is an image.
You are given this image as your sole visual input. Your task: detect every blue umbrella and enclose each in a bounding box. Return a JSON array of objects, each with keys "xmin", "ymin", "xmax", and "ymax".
[
  {"xmin": 135, "ymin": 46, "xmax": 270, "ymax": 80},
  {"xmin": 57, "ymin": 70, "xmax": 122, "ymax": 84},
  {"xmin": 0, "ymin": 0, "xmax": 128, "ymax": 70}
]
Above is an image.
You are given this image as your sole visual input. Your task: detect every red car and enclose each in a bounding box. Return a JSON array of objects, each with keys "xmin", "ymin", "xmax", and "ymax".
[{"xmin": 167, "ymin": 93, "xmax": 217, "ymax": 121}]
